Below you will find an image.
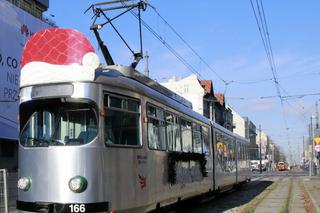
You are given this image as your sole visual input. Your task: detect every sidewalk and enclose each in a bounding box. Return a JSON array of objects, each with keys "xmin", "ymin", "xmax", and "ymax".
[{"xmin": 302, "ymin": 176, "xmax": 320, "ymax": 212}]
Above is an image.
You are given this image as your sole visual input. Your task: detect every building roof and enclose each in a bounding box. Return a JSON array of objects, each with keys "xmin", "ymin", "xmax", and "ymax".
[
  {"xmin": 215, "ymin": 93, "xmax": 225, "ymax": 106},
  {"xmin": 199, "ymin": 80, "xmax": 213, "ymax": 95}
]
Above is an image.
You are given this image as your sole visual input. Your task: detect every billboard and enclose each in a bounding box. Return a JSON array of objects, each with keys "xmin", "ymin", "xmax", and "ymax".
[{"xmin": 0, "ymin": 1, "xmax": 52, "ymax": 140}]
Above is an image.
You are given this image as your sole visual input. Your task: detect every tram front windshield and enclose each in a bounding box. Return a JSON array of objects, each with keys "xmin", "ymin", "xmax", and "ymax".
[{"xmin": 20, "ymin": 100, "xmax": 98, "ymax": 147}]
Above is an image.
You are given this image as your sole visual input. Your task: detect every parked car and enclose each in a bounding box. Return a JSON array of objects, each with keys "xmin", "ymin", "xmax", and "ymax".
[
  {"xmin": 251, "ymin": 163, "xmax": 266, "ymax": 172},
  {"xmin": 251, "ymin": 161, "xmax": 258, "ymax": 171}
]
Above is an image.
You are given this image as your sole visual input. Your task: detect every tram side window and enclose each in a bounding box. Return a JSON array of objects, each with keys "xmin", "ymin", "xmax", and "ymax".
[
  {"xmin": 245, "ymin": 145, "xmax": 248, "ymax": 161},
  {"xmin": 181, "ymin": 119, "xmax": 192, "ymax": 152},
  {"xmin": 192, "ymin": 123, "xmax": 202, "ymax": 153},
  {"xmin": 166, "ymin": 113, "xmax": 181, "ymax": 151},
  {"xmin": 228, "ymin": 138, "xmax": 235, "ymax": 162},
  {"xmin": 202, "ymin": 126, "xmax": 210, "ymax": 155},
  {"xmin": 242, "ymin": 144, "xmax": 246, "ymax": 161},
  {"xmin": 245, "ymin": 144, "xmax": 248, "ymax": 160},
  {"xmin": 242, "ymin": 144, "xmax": 245, "ymax": 161},
  {"xmin": 104, "ymin": 95, "xmax": 140, "ymax": 146},
  {"xmin": 240, "ymin": 144, "xmax": 244, "ymax": 161},
  {"xmin": 237, "ymin": 142, "xmax": 241, "ymax": 161},
  {"xmin": 216, "ymin": 131, "xmax": 227, "ymax": 165},
  {"xmin": 147, "ymin": 105, "xmax": 166, "ymax": 150}
]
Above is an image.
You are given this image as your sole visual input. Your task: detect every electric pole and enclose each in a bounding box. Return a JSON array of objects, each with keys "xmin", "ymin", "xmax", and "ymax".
[
  {"xmin": 144, "ymin": 51, "xmax": 149, "ymax": 77},
  {"xmin": 259, "ymin": 124, "xmax": 262, "ymax": 174},
  {"xmin": 316, "ymin": 101, "xmax": 319, "ymax": 175},
  {"xmin": 310, "ymin": 116, "xmax": 314, "ymax": 176},
  {"xmin": 317, "ymin": 102, "xmax": 319, "ymax": 134},
  {"xmin": 303, "ymin": 136, "xmax": 305, "ymax": 168},
  {"xmin": 298, "ymin": 139, "xmax": 300, "ymax": 165}
]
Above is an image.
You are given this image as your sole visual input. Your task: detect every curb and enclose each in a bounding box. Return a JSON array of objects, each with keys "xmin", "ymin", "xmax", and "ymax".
[{"xmin": 303, "ymin": 179, "xmax": 320, "ymax": 213}]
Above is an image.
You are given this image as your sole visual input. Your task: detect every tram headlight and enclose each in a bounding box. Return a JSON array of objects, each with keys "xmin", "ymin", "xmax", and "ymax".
[
  {"xmin": 17, "ymin": 177, "xmax": 32, "ymax": 191},
  {"xmin": 68, "ymin": 176, "xmax": 88, "ymax": 193}
]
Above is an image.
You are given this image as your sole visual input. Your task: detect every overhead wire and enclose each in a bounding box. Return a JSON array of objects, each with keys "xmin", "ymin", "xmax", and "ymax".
[
  {"xmin": 250, "ymin": 0, "xmax": 293, "ymax": 159},
  {"xmin": 250, "ymin": 0, "xmax": 282, "ymax": 102},
  {"xmin": 229, "ymin": 71, "xmax": 320, "ymax": 85},
  {"xmin": 258, "ymin": 1, "xmax": 293, "ymax": 156},
  {"xmin": 148, "ymin": 5, "xmax": 228, "ymax": 84},
  {"xmin": 278, "ymin": 85, "xmax": 309, "ymax": 123},
  {"xmin": 123, "ymin": 2, "xmax": 204, "ymax": 79}
]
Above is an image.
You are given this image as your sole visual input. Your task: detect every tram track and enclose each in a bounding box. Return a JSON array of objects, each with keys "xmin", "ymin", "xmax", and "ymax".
[
  {"xmin": 172, "ymin": 172, "xmax": 319, "ymax": 213},
  {"xmin": 283, "ymin": 178, "xmax": 293, "ymax": 213},
  {"xmin": 241, "ymin": 177, "xmax": 317, "ymax": 213}
]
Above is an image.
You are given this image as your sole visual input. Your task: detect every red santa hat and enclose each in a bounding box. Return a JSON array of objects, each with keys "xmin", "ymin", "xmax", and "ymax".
[
  {"xmin": 21, "ymin": 28, "xmax": 98, "ymax": 69},
  {"xmin": 20, "ymin": 28, "xmax": 100, "ymax": 87}
]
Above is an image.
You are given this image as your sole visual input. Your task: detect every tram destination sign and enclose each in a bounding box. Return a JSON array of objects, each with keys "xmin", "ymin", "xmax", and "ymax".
[{"xmin": 0, "ymin": 1, "xmax": 51, "ymax": 140}]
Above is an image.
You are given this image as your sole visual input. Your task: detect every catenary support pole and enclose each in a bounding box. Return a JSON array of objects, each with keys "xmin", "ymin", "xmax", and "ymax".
[
  {"xmin": 310, "ymin": 117, "xmax": 314, "ymax": 176},
  {"xmin": 259, "ymin": 124, "xmax": 262, "ymax": 174}
]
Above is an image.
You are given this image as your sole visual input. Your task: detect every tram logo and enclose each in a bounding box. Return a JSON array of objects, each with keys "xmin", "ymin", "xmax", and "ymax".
[
  {"xmin": 138, "ymin": 174, "xmax": 146, "ymax": 189},
  {"xmin": 21, "ymin": 24, "xmax": 29, "ymax": 37},
  {"xmin": 20, "ymin": 24, "xmax": 34, "ymax": 37}
]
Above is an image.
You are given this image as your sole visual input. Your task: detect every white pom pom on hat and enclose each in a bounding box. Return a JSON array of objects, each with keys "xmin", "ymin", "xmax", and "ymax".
[{"xmin": 82, "ymin": 52, "xmax": 100, "ymax": 69}]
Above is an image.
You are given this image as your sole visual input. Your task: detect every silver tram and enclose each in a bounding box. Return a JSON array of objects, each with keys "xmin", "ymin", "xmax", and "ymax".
[{"xmin": 17, "ymin": 29, "xmax": 251, "ymax": 213}]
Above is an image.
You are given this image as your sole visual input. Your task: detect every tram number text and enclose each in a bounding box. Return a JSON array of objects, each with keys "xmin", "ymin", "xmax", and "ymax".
[{"xmin": 68, "ymin": 204, "xmax": 86, "ymax": 213}]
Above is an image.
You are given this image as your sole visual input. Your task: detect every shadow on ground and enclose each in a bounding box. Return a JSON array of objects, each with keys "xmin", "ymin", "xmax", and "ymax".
[{"xmin": 175, "ymin": 180, "xmax": 274, "ymax": 213}]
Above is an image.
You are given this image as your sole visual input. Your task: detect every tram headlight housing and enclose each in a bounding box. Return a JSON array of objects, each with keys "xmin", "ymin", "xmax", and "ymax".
[
  {"xmin": 68, "ymin": 176, "xmax": 87, "ymax": 193},
  {"xmin": 17, "ymin": 177, "xmax": 32, "ymax": 191}
]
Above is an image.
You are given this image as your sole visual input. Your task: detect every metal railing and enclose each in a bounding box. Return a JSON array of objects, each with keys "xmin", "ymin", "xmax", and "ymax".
[
  {"xmin": 0, "ymin": 169, "xmax": 18, "ymax": 213},
  {"xmin": 0, "ymin": 169, "xmax": 8, "ymax": 213}
]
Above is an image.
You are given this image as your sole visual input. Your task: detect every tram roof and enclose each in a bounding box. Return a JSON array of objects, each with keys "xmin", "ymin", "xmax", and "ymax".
[
  {"xmin": 96, "ymin": 65, "xmax": 210, "ymax": 125},
  {"xmin": 98, "ymin": 65, "xmax": 193, "ymax": 109}
]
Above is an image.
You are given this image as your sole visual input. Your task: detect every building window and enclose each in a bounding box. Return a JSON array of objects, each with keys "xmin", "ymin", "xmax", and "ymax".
[
  {"xmin": 166, "ymin": 112, "xmax": 181, "ymax": 151},
  {"xmin": 183, "ymin": 85, "xmax": 189, "ymax": 93},
  {"xmin": 147, "ymin": 105, "xmax": 166, "ymax": 150},
  {"xmin": 104, "ymin": 94, "xmax": 140, "ymax": 146}
]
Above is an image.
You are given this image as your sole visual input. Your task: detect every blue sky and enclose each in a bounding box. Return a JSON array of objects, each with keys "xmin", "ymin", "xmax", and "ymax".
[{"xmin": 46, "ymin": 1, "xmax": 320, "ymax": 163}]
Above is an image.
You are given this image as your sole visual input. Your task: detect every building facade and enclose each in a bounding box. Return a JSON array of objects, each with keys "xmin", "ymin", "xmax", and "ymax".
[
  {"xmin": 161, "ymin": 75, "xmax": 205, "ymax": 114},
  {"xmin": 161, "ymin": 74, "xmax": 233, "ymax": 131},
  {"xmin": 0, "ymin": 0, "xmax": 52, "ymax": 170},
  {"xmin": 7, "ymin": 0, "xmax": 49, "ymax": 19},
  {"xmin": 244, "ymin": 117, "xmax": 258, "ymax": 160},
  {"xmin": 227, "ymin": 105, "xmax": 245, "ymax": 137},
  {"xmin": 199, "ymin": 80, "xmax": 215, "ymax": 121},
  {"xmin": 256, "ymin": 131, "xmax": 268, "ymax": 160},
  {"xmin": 214, "ymin": 93, "xmax": 233, "ymax": 131}
]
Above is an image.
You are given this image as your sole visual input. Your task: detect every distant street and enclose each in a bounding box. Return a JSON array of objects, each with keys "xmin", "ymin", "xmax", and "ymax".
[{"xmin": 176, "ymin": 168, "xmax": 320, "ymax": 213}]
